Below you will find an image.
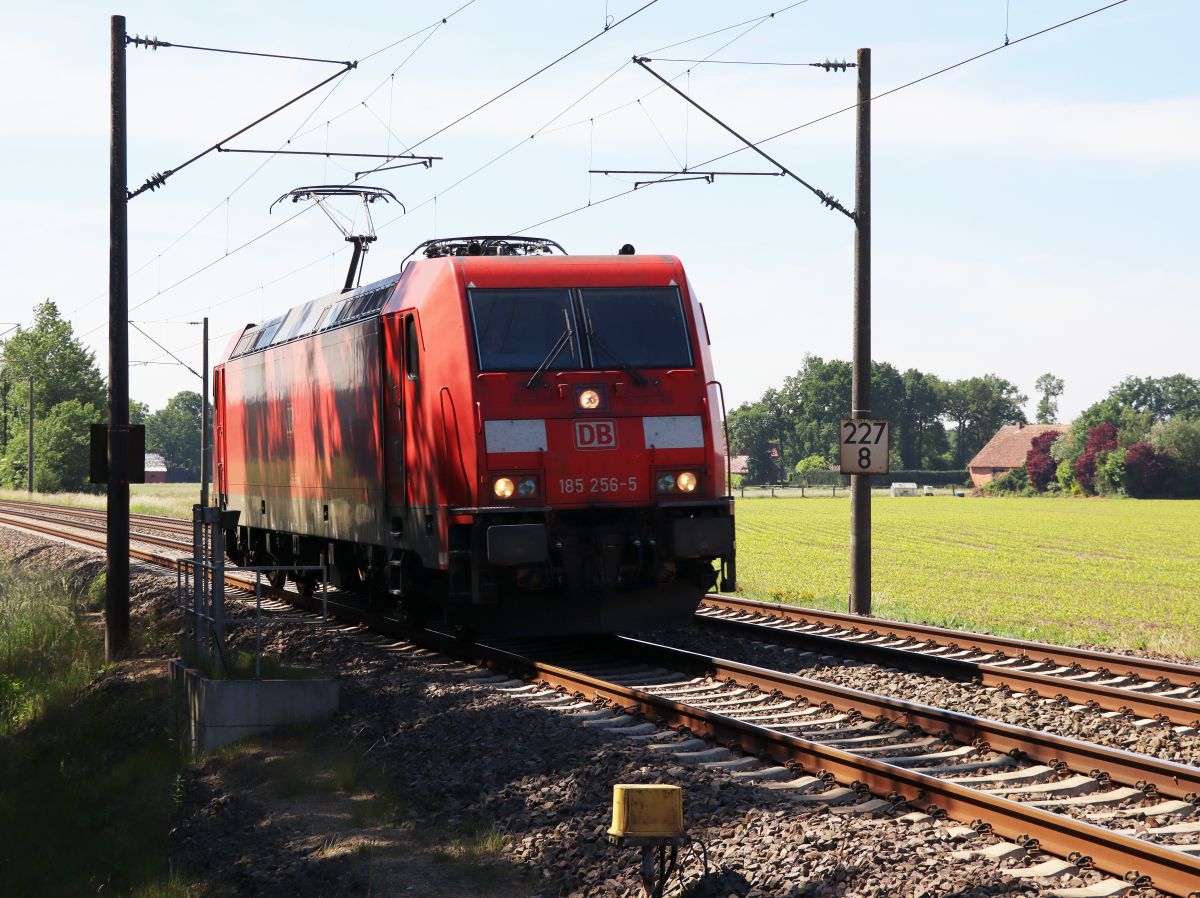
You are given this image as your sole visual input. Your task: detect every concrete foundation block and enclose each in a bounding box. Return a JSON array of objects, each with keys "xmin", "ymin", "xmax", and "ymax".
[{"xmin": 169, "ymin": 659, "xmax": 339, "ymax": 753}]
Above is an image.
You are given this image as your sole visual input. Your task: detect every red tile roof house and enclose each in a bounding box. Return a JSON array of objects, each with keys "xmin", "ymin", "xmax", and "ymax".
[{"xmin": 967, "ymin": 423, "xmax": 1069, "ymax": 489}]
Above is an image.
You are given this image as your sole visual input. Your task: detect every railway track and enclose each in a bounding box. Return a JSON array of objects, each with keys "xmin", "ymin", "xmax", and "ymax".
[
  {"xmin": 699, "ymin": 595, "xmax": 1200, "ymax": 729},
  {"xmin": 1, "ymin": 501, "xmax": 1198, "ymax": 894},
  {"xmin": 480, "ymin": 635, "xmax": 1200, "ymax": 896}
]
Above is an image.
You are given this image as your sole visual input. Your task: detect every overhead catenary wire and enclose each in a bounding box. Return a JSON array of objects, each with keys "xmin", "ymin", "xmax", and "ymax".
[
  {"xmin": 127, "ymin": 59, "xmax": 357, "ymax": 199},
  {"xmin": 80, "ymin": 6, "xmax": 475, "ymax": 338},
  {"xmin": 354, "ymin": 0, "xmax": 664, "ymax": 173},
  {"xmin": 641, "ymin": 0, "xmax": 810, "ymax": 55},
  {"xmin": 126, "ymin": 35, "xmax": 350, "ymax": 66},
  {"xmin": 364, "ymin": 0, "xmax": 796, "ymax": 231},
  {"xmin": 125, "ymin": 1, "xmax": 809, "ymax": 366},
  {"xmin": 128, "ymin": 322, "xmax": 200, "ymax": 379},
  {"xmin": 634, "ymin": 57, "xmax": 854, "ymax": 217},
  {"xmin": 73, "ymin": 1, "xmax": 469, "ymax": 321},
  {"xmin": 643, "ymin": 58, "xmax": 855, "ymax": 68},
  {"xmin": 126, "ymin": 0, "xmax": 670, "ymax": 339},
  {"xmin": 511, "ymin": 0, "xmax": 1131, "ymax": 233}
]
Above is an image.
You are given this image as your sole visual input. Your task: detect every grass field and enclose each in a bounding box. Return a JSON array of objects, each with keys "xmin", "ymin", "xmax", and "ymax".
[
  {"xmin": 734, "ymin": 496, "xmax": 1200, "ymax": 657},
  {"xmin": 0, "ymin": 483, "xmax": 200, "ymax": 520}
]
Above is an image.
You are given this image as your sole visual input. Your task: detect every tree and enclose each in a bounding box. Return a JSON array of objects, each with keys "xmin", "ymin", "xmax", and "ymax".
[
  {"xmin": 1025, "ymin": 430, "xmax": 1059, "ymax": 492},
  {"xmin": 775, "ymin": 356, "xmax": 852, "ymax": 467},
  {"xmin": 728, "ymin": 401, "xmax": 774, "ymax": 484},
  {"xmin": 129, "ymin": 400, "xmax": 150, "ymax": 425},
  {"xmin": 793, "ymin": 454, "xmax": 830, "ymax": 484},
  {"xmin": 1109, "ymin": 375, "xmax": 1200, "ymax": 422},
  {"xmin": 944, "ymin": 375, "xmax": 1028, "ymax": 467},
  {"xmin": 1034, "ymin": 373, "xmax": 1064, "ymax": 424},
  {"xmin": 0, "ymin": 301, "xmax": 109, "ymax": 492},
  {"xmin": 33, "ymin": 401, "xmax": 103, "ymax": 492},
  {"xmin": 0, "ymin": 301, "xmax": 105, "ymax": 414},
  {"xmin": 1073, "ymin": 423, "xmax": 1118, "ymax": 494},
  {"xmin": 145, "ymin": 391, "xmax": 204, "ymax": 480},
  {"xmin": 1149, "ymin": 417, "xmax": 1200, "ymax": 497},
  {"xmin": 899, "ymin": 369, "xmax": 944, "ymax": 468},
  {"xmin": 0, "ymin": 399, "xmax": 102, "ymax": 492},
  {"xmin": 1123, "ymin": 442, "xmax": 1168, "ymax": 498}
]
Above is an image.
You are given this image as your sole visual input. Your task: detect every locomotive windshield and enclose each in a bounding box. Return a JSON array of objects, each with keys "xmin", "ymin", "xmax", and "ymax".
[
  {"xmin": 470, "ymin": 289, "xmax": 581, "ymax": 372},
  {"xmin": 469, "ymin": 286, "xmax": 692, "ymax": 372},
  {"xmin": 579, "ymin": 287, "xmax": 692, "ymax": 369}
]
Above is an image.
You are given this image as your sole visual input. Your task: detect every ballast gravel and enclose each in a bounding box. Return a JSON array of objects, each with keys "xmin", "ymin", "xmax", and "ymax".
[
  {"xmin": 0, "ymin": 526, "xmax": 1172, "ymax": 897},
  {"xmin": 650, "ymin": 624, "xmax": 1200, "ymax": 768}
]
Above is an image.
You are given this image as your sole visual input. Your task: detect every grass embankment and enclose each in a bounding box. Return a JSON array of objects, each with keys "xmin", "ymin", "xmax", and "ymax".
[
  {"xmin": 0, "ymin": 483, "xmax": 199, "ymax": 520},
  {"xmin": 735, "ymin": 496, "xmax": 1200, "ymax": 657},
  {"xmin": 0, "ymin": 565, "xmax": 189, "ymax": 897}
]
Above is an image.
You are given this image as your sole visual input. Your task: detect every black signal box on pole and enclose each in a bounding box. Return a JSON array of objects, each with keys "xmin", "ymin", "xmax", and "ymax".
[{"xmin": 90, "ymin": 423, "xmax": 145, "ymax": 484}]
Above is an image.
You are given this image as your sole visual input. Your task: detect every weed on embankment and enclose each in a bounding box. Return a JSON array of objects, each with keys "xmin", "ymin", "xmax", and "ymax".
[{"xmin": 0, "ymin": 565, "xmax": 190, "ymax": 897}]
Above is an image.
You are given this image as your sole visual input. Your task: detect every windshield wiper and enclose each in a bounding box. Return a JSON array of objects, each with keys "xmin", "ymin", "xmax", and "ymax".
[
  {"xmin": 525, "ymin": 308, "xmax": 574, "ymax": 389},
  {"xmin": 582, "ymin": 307, "xmax": 647, "ymax": 387}
]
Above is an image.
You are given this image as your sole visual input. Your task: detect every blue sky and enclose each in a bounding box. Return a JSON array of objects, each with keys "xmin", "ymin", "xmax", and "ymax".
[{"xmin": 1, "ymin": 0, "xmax": 1195, "ymax": 420}]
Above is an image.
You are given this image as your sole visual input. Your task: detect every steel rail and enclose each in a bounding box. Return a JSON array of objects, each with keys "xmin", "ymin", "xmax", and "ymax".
[
  {"xmin": 703, "ymin": 595, "xmax": 1200, "ymax": 689},
  {"xmin": 610, "ymin": 635, "xmax": 1200, "ymax": 801},
  {"xmin": 0, "ymin": 500, "xmax": 194, "ymax": 534},
  {"xmin": 0, "ymin": 507, "xmax": 194, "ymax": 554},
  {"xmin": 697, "ymin": 612, "xmax": 1200, "ymax": 728},
  {"xmin": 452, "ymin": 634, "xmax": 1200, "ymax": 897},
  {"xmin": 0, "ymin": 512, "xmax": 185, "ymax": 569}
]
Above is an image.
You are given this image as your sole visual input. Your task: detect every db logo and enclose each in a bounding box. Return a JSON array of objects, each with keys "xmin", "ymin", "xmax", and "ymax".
[{"xmin": 574, "ymin": 420, "xmax": 618, "ymax": 450}]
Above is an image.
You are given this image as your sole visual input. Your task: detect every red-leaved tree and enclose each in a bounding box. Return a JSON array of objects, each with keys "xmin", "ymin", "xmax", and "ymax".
[
  {"xmin": 1123, "ymin": 441, "xmax": 1168, "ymax": 497},
  {"xmin": 1073, "ymin": 422, "xmax": 1118, "ymax": 493},
  {"xmin": 1025, "ymin": 430, "xmax": 1060, "ymax": 491}
]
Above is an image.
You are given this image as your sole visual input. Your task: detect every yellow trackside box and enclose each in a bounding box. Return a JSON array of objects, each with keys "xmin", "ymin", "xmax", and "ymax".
[{"xmin": 608, "ymin": 784, "xmax": 684, "ymax": 839}]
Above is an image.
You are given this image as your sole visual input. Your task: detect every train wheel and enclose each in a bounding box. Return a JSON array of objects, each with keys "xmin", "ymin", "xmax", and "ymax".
[
  {"xmin": 267, "ymin": 568, "xmax": 287, "ymax": 590},
  {"xmin": 293, "ymin": 572, "xmax": 318, "ymax": 601}
]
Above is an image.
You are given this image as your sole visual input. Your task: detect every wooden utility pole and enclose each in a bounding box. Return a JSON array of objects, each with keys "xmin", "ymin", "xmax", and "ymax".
[
  {"xmin": 106, "ymin": 13, "xmax": 131, "ymax": 660},
  {"xmin": 849, "ymin": 47, "xmax": 872, "ymax": 616}
]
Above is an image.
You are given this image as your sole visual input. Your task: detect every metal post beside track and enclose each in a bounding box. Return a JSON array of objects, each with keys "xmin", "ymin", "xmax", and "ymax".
[
  {"xmin": 182, "ymin": 504, "xmax": 327, "ymax": 679},
  {"xmin": 849, "ymin": 47, "xmax": 872, "ymax": 617}
]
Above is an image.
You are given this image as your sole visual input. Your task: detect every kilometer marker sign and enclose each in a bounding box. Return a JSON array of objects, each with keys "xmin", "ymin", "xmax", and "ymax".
[{"xmin": 839, "ymin": 419, "xmax": 889, "ymax": 474}]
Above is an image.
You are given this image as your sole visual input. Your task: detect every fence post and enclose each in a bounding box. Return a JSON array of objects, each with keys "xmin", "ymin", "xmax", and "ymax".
[{"xmin": 206, "ymin": 506, "xmax": 227, "ymax": 676}]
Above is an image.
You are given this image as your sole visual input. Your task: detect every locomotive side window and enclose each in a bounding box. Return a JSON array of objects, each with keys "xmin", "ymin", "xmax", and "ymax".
[
  {"xmin": 405, "ymin": 313, "xmax": 419, "ymax": 379},
  {"xmin": 250, "ymin": 315, "xmax": 285, "ymax": 351},
  {"xmin": 579, "ymin": 287, "xmax": 693, "ymax": 369},
  {"xmin": 469, "ymin": 289, "xmax": 580, "ymax": 372}
]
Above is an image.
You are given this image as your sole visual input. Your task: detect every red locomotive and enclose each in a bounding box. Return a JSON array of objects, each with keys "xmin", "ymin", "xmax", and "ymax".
[{"xmin": 213, "ymin": 236, "xmax": 735, "ymax": 634}]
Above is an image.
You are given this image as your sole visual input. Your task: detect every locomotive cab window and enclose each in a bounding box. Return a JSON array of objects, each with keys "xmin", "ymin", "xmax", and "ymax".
[
  {"xmin": 404, "ymin": 313, "xmax": 419, "ymax": 379},
  {"xmin": 469, "ymin": 288, "xmax": 580, "ymax": 372},
  {"xmin": 579, "ymin": 287, "xmax": 692, "ymax": 369}
]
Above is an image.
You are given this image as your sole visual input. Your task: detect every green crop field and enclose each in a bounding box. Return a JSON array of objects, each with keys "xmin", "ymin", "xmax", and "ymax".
[{"xmin": 733, "ymin": 496, "xmax": 1200, "ymax": 658}]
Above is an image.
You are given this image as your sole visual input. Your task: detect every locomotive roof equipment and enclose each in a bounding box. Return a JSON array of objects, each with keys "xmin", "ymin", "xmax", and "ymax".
[{"xmin": 270, "ymin": 185, "xmax": 401, "ymax": 292}]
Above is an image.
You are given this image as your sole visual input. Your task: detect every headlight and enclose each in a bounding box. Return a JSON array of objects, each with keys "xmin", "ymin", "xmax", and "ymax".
[
  {"xmin": 493, "ymin": 477, "xmax": 515, "ymax": 499},
  {"xmin": 516, "ymin": 476, "xmax": 539, "ymax": 498},
  {"xmin": 656, "ymin": 474, "xmax": 677, "ymax": 493},
  {"xmin": 676, "ymin": 471, "xmax": 698, "ymax": 493},
  {"xmin": 578, "ymin": 388, "xmax": 602, "ymax": 410}
]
